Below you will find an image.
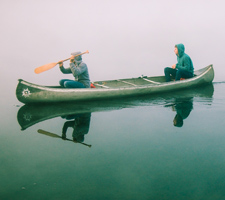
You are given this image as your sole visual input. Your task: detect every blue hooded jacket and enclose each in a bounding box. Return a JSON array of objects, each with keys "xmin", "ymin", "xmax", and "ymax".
[{"xmin": 175, "ymin": 44, "xmax": 194, "ymax": 74}]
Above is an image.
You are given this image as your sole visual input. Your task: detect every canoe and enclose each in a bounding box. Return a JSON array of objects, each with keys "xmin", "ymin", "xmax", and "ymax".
[
  {"xmin": 17, "ymin": 84, "xmax": 214, "ymax": 130},
  {"xmin": 16, "ymin": 65, "xmax": 214, "ymax": 104}
]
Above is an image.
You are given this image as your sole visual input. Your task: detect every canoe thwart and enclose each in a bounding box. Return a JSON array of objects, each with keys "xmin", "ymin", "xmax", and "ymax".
[
  {"xmin": 141, "ymin": 78, "xmax": 161, "ymax": 84},
  {"xmin": 117, "ymin": 80, "xmax": 137, "ymax": 87}
]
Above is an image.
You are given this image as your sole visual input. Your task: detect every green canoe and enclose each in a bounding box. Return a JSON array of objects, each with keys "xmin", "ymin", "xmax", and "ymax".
[{"xmin": 16, "ymin": 65, "xmax": 214, "ymax": 104}]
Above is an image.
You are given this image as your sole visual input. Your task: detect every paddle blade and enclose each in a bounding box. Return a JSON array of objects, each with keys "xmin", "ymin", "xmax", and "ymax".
[{"xmin": 34, "ymin": 62, "xmax": 57, "ymax": 74}]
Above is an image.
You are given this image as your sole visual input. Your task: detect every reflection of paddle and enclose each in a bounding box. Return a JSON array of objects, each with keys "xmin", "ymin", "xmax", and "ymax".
[
  {"xmin": 34, "ymin": 50, "xmax": 89, "ymax": 74},
  {"xmin": 37, "ymin": 129, "xmax": 92, "ymax": 148}
]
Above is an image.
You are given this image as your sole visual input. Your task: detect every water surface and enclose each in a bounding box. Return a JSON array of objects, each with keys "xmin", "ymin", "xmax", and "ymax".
[{"xmin": 1, "ymin": 83, "xmax": 225, "ymax": 200}]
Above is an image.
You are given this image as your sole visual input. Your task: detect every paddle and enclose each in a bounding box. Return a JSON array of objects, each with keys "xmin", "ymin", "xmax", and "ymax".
[
  {"xmin": 37, "ymin": 129, "xmax": 92, "ymax": 148},
  {"xmin": 34, "ymin": 50, "xmax": 89, "ymax": 74}
]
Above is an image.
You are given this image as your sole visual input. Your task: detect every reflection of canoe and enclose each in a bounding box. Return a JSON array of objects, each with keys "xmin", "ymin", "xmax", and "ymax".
[
  {"xmin": 16, "ymin": 65, "xmax": 214, "ymax": 103},
  {"xmin": 17, "ymin": 84, "xmax": 214, "ymax": 130}
]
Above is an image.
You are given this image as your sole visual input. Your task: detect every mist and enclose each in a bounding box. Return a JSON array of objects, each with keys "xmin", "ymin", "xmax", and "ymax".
[{"xmin": 1, "ymin": 0, "xmax": 225, "ymax": 97}]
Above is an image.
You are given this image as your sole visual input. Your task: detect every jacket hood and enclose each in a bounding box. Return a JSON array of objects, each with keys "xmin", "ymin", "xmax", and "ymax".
[
  {"xmin": 71, "ymin": 51, "xmax": 82, "ymax": 62},
  {"xmin": 175, "ymin": 44, "xmax": 185, "ymax": 57}
]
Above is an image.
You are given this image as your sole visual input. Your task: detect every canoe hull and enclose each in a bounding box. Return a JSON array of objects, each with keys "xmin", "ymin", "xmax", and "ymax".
[
  {"xmin": 16, "ymin": 65, "xmax": 214, "ymax": 104},
  {"xmin": 17, "ymin": 83, "xmax": 214, "ymax": 130}
]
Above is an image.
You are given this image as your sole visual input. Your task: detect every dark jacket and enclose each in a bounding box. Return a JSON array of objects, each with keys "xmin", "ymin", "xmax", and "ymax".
[{"xmin": 175, "ymin": 43, "xmax": 194, "ymax": 74}]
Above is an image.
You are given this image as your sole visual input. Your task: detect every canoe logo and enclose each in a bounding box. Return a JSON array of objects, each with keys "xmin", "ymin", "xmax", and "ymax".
[
  {"xmin": 23, "ymin": 113, "xmax": 32, "ymax": 121},
  {"xmin": 22, "ymin": 88, "xmax": 31, "ymax": 98}
]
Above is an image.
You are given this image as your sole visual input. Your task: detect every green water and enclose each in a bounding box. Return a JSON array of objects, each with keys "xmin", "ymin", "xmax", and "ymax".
[{"xmin": 1, "ymin": 83, "xmax": 225, "ymax": 200}]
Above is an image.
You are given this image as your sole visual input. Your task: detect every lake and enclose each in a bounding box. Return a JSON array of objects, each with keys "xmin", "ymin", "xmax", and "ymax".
[{"xmin": 1, "ymin": 82, "xmax": 225, "ymax": 200}]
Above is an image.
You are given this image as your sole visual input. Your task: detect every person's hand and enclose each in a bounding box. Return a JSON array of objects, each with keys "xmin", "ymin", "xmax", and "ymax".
[
  {"xmin": 70, "ymin": 56, "xmax": 75, "ymax": 63},
  {"xmin": 58, "ymin": 61, "xmax": 63, "ymax": 67},
  {"xmin": 172, "ymin": 64, "xmax": 176, "ymax": 69}
]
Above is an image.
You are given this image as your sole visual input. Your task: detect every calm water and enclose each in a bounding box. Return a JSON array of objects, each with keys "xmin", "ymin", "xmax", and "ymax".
[{"xmin": 1, "ymin": 83, "xmax": 225, "ymax": 200}]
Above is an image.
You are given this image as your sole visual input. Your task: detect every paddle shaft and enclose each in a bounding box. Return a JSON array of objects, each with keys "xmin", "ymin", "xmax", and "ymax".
[
  {"xmin": 57, "ymin": 50, "xmax": 89, "ymax": 64},
  {"xmin": 37, "ymin": 129, "xmax": 92, "ymax": 148}
]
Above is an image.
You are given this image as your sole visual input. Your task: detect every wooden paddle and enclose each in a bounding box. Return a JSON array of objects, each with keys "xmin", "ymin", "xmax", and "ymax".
[
  {"xmin": 34, "ymin": 50, "xmax": 89, "ymax": 74},
  {"xmin": 37, "ymin": 129, "xmax": 92, "ymax": 148}
]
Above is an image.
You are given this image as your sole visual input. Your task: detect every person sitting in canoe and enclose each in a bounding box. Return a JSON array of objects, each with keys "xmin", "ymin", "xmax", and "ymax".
[
  {"xmin": 58, "ymin": 51, "xmax": 90, "ymax": 88},
  {"xmin": 164, "ymin": 44, "xmax": 194, "ymax": 82}
]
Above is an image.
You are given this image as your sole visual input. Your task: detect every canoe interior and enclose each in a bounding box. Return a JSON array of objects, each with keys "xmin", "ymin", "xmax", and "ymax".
[
  {"xmin": 48, "ymin": 75, "xmax": 195, "ymax": 89},
  {"xmin": 42, "ymin": 66, "xmax": 209, "ymax": 89},
  {"xmin": 41, "ymin": 76, "xmax": 168, "ymax": 89},
  {"xmin": 77, "ymin": 65, "xmax": 212, "ymax": 89},
  {"xmin": 92, "ymin": 76, "xmax": 166, "ymax": 88}
]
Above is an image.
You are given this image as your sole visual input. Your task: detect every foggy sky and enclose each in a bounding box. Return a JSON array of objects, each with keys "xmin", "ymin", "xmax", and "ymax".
[{"xmin": 1, "ymin": 0, "xmax": 225, "ymax": 95}]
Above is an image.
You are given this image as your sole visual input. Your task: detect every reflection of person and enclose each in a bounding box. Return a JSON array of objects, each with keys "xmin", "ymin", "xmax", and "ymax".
[
  {"xmin": 62, "ymin": 113, "xmax": 91, "ymax": 142},
  {"xmin": 173, "ymin": 98, "xmax": 193, "ymax": 127},
  {"xmin": 164, "ymin": 44, "xmax": 194, "ymax": 82},
  {"xmin": 59, "ymin": 52, "xmax": 90, "ymax": 88}
]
